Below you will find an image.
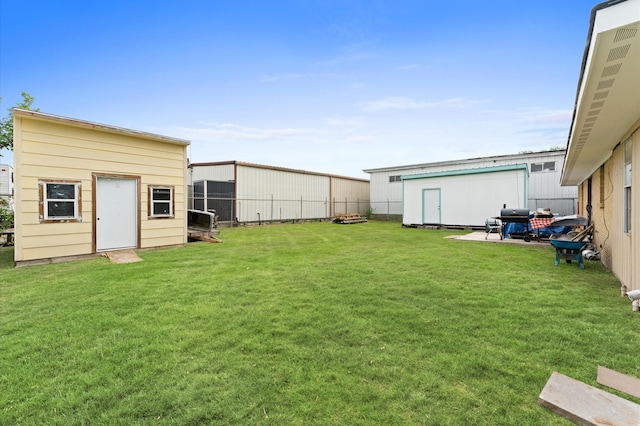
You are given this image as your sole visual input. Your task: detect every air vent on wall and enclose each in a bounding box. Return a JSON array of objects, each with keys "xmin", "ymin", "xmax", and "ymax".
[
  {"xmin": 593, "ymin": 91, "xmax": 609, "ymax": 100},
  {"xmin": 597, "ymin": 79, "xmax": 615, "ymax": 90},
  {"xmin": 601, "ymin": 63, "xmax": 622, "ymax": 78},
  {"xmin": 590, "ymin": 101, "xmax": 605, "ymax": 109},
  {"xmin": 607, "ymin": 44, "xmax": 631, "ymax": 61},
  {"xmin": 614, "ymin": 27, "xmax": 638, "ymax": 43}
]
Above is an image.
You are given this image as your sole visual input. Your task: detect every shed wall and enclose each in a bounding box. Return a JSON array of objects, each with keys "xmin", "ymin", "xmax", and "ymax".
[
  {"xmin": 368, "ymin": 151, "xmax": 576, "ymax": 217},
  {"xmin": 14, "ymin": 116, "xmax": 188, "ymax": 263},
  {"xmin": 402, "ymin": 168, "xmax": 527, "ymax": 227}
]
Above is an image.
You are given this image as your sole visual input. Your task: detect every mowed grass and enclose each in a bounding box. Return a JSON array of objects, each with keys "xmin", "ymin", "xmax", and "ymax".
[{"xmin": 1, "ymin": 221, "xmax": 639, "ymax": 425}]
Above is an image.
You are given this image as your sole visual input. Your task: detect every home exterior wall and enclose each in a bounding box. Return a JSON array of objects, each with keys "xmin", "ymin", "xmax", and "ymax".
[
  {"xmin": 189, "ymin": 162, "xmax": 369, "ymax": 223},
  {"xmin": 366, "ymin": 150, "xmax": 576, "ymax": 220},
  {"xmin": 577, "ymin": 126, "xmax": 639, "ymax": 290},
  {"xmin": 13, "ymin": 111, "xmax": 189, "ymax": 265},
  {"xmin": 402, "ymin": 165, "xmax": 528, "ymax": 227}
]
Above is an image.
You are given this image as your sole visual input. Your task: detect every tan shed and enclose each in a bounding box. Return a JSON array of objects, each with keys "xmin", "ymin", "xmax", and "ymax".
[{"xmin": 13, "ymin": 109, "xmax": 190, "ymax": 266}]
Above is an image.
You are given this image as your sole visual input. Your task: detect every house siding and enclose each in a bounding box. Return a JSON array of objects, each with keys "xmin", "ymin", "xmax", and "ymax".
[{"xmin": 14, "ymin": 111, "xmax": 189, "ymax": 264}]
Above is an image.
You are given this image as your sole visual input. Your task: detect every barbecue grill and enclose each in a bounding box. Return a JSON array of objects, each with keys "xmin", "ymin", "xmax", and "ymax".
[{"xmin": 496, "ymin": 208, "xmax": 532, "ymax": 242}]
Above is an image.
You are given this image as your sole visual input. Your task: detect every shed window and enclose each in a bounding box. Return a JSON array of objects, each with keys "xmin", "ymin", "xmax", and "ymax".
[
  {"xmin": 389, "ymin": 175, "xmax": 401, "ymax": 182},
  {"xmin": 530, "ymin": 162, "xmax": 555, "ymax": 173},
  {"xmin": 39, "ymin": 180, "xmax": 82, "ymax": 222},
  {"xmin": 148, "ymin": 186, "xmax": 174, "ymax": 218}
]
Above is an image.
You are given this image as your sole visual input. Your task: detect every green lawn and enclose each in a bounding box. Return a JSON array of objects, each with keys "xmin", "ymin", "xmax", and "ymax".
[{"xmin": 1, "ymin": 221, "xmax": 638, "ymax": 425}]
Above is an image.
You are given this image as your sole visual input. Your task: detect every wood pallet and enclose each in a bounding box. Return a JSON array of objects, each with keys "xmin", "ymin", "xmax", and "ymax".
[
  {"xmin": 188, "ymin": 229, "xmax": 222, "ymax": 243},
  {"xmin": 332, "ymin": 213, "xmax": 367, "ymax": 224}
]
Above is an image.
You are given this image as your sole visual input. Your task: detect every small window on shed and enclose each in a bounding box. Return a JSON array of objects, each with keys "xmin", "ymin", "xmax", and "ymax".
[
  {"xmin": 389, "ymin": 175, "xmax": 401, "ymax": 182},
  {"xmin": 38, "ymin": 180, "xmax": 82, "ymax": 222},
  {"xmin": 530, "ymin": 162, "xmax": 555, "ymax": 173},
  {"xmin": 148, "ymin": 185, "xmax": 174, "ymax": 218}
]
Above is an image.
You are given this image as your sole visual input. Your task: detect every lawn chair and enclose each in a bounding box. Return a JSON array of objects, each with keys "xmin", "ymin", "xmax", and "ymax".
[{"xmin": 485, "ymin": 218, "xmax": 502, "ymax": 240}]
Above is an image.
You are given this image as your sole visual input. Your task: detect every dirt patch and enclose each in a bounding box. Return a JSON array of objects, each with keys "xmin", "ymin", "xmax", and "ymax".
[{"xmin": 103, "ymin": 249, "xmax": 143, "ymax": 264}]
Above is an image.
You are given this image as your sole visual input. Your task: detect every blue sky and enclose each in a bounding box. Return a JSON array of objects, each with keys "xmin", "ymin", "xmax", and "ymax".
[{"xmin": 1, "ymin": 0, "xmax": 599, "ymax": 178}]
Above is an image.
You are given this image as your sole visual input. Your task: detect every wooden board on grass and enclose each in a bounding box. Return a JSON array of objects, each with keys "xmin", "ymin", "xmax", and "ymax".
[
  {"xmin": 538, "ymin": 371, "xmax": 640, "ymax": 425},
  {"xmin": 597, "ymin": 366, "xmax": 640, "ymax": 399}
]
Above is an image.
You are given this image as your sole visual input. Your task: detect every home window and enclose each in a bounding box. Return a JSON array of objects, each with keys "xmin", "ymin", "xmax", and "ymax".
[
  {"xmin": 389, "ymin": 175, "xmax": 401, "ymax": 183},
  {"xmin": 148, "ymin": 186, "xmax": 174, "ymax": 218},
  {"xmin": 624, "ymin": 139, "xmax": 632, "ymax": 233},
  {"xmin": 39, "ymin": 180, "xmax": 82, "ymax": 222},
  {"xmin": 530, "ymin": 161, "xmax": 555, "ymax": 173}
]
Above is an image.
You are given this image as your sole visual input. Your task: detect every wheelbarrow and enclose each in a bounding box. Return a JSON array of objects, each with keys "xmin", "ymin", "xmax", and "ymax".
[{"xmin": 549, "ymin": 235, "xmax": 589, "ymax": 269}]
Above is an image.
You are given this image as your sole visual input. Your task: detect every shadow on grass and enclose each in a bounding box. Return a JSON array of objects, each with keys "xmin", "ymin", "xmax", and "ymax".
[{"xmin": 0, "ymin": 246, "xmax": 14, "ymax": 269}]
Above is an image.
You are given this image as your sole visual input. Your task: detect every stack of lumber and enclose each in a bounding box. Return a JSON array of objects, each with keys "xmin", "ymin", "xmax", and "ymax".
[
  {"xmin": 570, "ymin": 225, "xmax": 593, "ymax": 242},
  {"xmin": 332, "ymin": 213, "xmax": 367, "ymax": 224}
]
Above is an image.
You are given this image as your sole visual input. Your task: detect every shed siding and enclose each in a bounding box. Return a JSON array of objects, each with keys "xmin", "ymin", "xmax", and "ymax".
[
  {"xmin": 402, "ymin": 167, "xmax": 527, "ymax": 227},
  {"xmin": 14, "ymin": 114, "xmax": 188, "ymax": 263},
  {"xmin": 367, "ymin": 150, "xmax": 576, "ymax": 218}
]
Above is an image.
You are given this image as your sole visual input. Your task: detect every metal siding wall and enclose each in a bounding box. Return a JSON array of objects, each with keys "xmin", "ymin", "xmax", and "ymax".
[
  {"xmin": 236, "ymin": 165, "xmax": 330, "ymax": 222},
  {"xmin": 189, "ymin": 164, "xmax": 235, "ymax": 184},
  {"xmin": 402, "ymin": 169, "xmax": 525, "ymax": 227},
  {"xmin": 369, "ymin": 152, "xmax": 577, "ymax": 218},
  {"xmin": 0, "ymin": 165, "xmax": 13, "ymax": 199},
  {"xmin": 331, "ymin": 177, "xmax": 370, "ymax": 215}
]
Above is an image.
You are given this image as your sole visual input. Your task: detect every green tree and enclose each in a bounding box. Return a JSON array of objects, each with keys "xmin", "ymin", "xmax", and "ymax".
[{"xmin": 0, "ymin": 92, "xmax": 39, "ymax": 153}]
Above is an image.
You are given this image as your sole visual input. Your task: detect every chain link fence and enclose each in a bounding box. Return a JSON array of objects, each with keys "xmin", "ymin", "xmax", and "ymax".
[{"xmin": 188, "ymin": 186, "xmax": 369, "ymax": 224}]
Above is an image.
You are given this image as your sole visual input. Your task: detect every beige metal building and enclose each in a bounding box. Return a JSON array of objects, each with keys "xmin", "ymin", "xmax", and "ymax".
[
  {"xmin": 561, "ymin": 0, "xmax": 640, "ymax": 290},
  {"xmin": 189, "ymin": 161, "xmax": 370, "ymax": 224},
  {"xmin": 13, "ymin": 109, "xmax": 190, "ymax": 266}
]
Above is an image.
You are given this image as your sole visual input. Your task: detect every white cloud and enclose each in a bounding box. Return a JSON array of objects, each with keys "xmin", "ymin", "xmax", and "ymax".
[
  {"xmin": 361, "ymin": 96, "xmax": 491, "ymax": 111},
  {"xmin": 163, "ymin": 122, "xmax": 318, "ymax": 142}
]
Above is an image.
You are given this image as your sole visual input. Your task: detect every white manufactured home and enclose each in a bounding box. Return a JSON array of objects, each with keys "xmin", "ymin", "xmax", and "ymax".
[
  {"xmin": 402, "ymin": 164, "xmax": 528, "ymax": 228},
  {"xmin": 0, "ymin": 164, "xmax": 13, "ymax": 207},
  {"xmin": 189, "ymin": 161, "xmax": 370, "ymax": 224},
  {"xmin": 364, "ymin": 150, "xmax": 577, "ymax": 221}
]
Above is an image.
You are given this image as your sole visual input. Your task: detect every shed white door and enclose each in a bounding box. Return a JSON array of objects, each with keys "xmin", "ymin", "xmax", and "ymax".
[
  {"xmin": 96, "ymin": 177, "xmax": 138, "ymax": 251},
  {"xmin": 422, "ymin": 188, "xmax": 441, "ymax": 224}
]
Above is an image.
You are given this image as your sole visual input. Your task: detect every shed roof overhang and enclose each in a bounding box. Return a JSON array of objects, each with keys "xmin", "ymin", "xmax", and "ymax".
[
  {"xmin": 562, "ymin": 0, "xmax": 640, "ymax": 186},
  {"xmin": 13, "ymin": 109, "xmax": 191, "ymax": 146}
]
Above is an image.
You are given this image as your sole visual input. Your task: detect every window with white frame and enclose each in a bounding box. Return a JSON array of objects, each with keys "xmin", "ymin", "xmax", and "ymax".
[
  {"xmin": 39, "ymin": 180, "xmax": 82, "ymax": 222},
  {"xmin": 624, "ymin": 138, "xmax": 632, "ymax": 233},
  {"xmin": 148, "ymin": 185, "xmax": 174, "ymax": 218},
  {"xmin": 389, "ymin": 175, "xmax": 402, "ymax": 183}
]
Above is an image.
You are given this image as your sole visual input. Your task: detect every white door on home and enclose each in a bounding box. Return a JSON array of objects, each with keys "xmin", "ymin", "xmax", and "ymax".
[{"xmin": 96, "ymin": 177, "xmax": 138, "ymax": 251}]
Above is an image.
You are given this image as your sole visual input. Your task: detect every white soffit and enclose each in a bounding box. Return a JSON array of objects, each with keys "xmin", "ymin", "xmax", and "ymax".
[{"xmin": 563, "ymin": 0, "xmax": 640, "ymax": 186}]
